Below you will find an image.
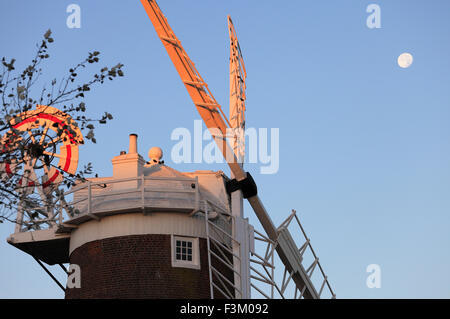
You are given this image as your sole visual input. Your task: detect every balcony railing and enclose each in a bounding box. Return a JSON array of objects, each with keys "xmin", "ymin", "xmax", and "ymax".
[{"xmin": 14, "ymin": 175, "xmax": 229, "ymax": 233}]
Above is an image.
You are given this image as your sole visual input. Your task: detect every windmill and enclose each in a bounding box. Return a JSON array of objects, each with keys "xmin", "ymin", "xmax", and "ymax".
[
  {"xmin": 140, "ymin": 0, "xmax": 336, "ymax": 299},
  {"xmin": 4, "ymin": 1, "xmax": 334, "ymax": 299}
]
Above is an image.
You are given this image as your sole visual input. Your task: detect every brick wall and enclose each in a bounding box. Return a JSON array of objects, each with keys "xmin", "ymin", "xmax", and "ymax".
[{"xmin": 66, "ymin": 234, "xmax": 214, "ymax": 299}]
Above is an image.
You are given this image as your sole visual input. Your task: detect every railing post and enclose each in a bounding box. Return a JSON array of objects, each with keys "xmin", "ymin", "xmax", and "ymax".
[
  {"xmin": 14, "ymin": 206, "xmax": 24, "ymax": 233},
  {"xmin": 141, "ymin": 174, "xmax": 145, "ymax": 211},
  {"xmin": 87, "ymin": 181, "xmax": 92, "ymax": 215}
]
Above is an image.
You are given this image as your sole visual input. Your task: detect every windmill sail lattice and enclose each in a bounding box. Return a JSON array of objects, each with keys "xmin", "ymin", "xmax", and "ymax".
[{"xmin": 1, "ymin": 105, "xmax": 83, "ymax": 232}]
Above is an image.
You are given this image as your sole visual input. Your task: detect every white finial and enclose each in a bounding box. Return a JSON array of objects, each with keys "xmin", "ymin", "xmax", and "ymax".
[{"xmin": 148, "ymin": 147, "xmax": 163, "ymax": 165}]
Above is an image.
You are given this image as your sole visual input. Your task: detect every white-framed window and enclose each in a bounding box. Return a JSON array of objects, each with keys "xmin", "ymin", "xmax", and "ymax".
[{"xmin": 171, "ymin": 235, "xmax": 200, "ymax": 269}]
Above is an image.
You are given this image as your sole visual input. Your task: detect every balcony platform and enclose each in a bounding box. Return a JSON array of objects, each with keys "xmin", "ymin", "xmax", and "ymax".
[{"xmin": 7, "ymin": 229, "xmax": 70, "ymax": 265}]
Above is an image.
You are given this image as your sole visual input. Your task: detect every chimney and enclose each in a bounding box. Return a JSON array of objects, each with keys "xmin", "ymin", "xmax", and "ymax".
[
  {"xmin": 111, "ymin": 134, "xmax": 145, "ymax": 190},
  {"xmin": 129, "ymin": 133, "xmax": 137, "ymax": 154}
]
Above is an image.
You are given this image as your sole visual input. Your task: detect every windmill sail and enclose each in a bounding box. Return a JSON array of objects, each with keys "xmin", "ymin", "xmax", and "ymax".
[{"xmin": 228, "ymin": 16, "xmax": 247, "ymax": 164}]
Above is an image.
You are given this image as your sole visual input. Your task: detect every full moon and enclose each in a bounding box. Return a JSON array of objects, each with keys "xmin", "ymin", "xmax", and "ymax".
[{"xmin": 398, "ymin": 53, "xmax": 413, "ymax": 68}]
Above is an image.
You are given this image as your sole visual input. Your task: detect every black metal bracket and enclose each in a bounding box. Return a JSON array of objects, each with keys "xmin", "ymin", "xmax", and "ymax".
[
  {"xmin": 225, "ymin": 172, "xmax": 258, "ymax": 199},
  {"xmin": 33, "ymin": 256, "xmax": 66, "ymax": 292}
]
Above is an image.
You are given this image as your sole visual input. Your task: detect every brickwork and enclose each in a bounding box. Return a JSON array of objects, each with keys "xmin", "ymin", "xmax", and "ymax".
[{"xmin": 66, "ymin": 234, "xmax": 212, "ymax": 299}]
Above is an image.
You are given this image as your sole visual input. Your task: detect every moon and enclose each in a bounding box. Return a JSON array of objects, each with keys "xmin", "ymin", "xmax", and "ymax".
[{"xmin": 398, "ymin": 53, "xmax": 413, "ymax": 68}]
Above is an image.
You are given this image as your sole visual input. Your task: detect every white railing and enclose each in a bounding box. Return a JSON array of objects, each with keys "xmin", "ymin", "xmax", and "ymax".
[
  {"xmin": 14, "ymin": 174, "xmax": 210, "ymax": 233},
  {"xmin": 70, "ymin": 175, "xmax": 200, "ymax": 217}
]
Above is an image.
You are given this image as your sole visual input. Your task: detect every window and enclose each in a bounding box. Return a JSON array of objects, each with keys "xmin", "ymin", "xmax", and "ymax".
[
  {"xmin": 176, "ymin": 239, "xmax": 193, "ymax": 261},
  {"xmin": 171, "ymin": 236, "xmax": 200, "ymax": 269}
]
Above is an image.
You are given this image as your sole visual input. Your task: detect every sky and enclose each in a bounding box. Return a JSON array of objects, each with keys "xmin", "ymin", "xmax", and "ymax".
[{"xmin": 0, "ymin": 0, "xmax": 449, "ymax": 298}]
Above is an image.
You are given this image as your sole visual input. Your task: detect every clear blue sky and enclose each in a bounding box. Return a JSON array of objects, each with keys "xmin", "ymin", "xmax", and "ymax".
[{"xmin": 0, "ymin": 0, "xmax": 449, "ymax": 298}]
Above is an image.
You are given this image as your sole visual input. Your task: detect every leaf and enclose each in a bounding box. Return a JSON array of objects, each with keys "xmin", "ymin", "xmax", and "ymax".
[
  {"xmin": 86, "ymin": 130, "xmax": 94, "ymax": 140},
  {"xmin": 17, "ymin": 86, "xmax": 25, "ymax": 94},
  {"xmin": 79, "ymin": 102, "xmax": 86, "ymax": 111},
  {"xmin": 44, "ymin": 29, "xmax": 52, "ymax": 39}
]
